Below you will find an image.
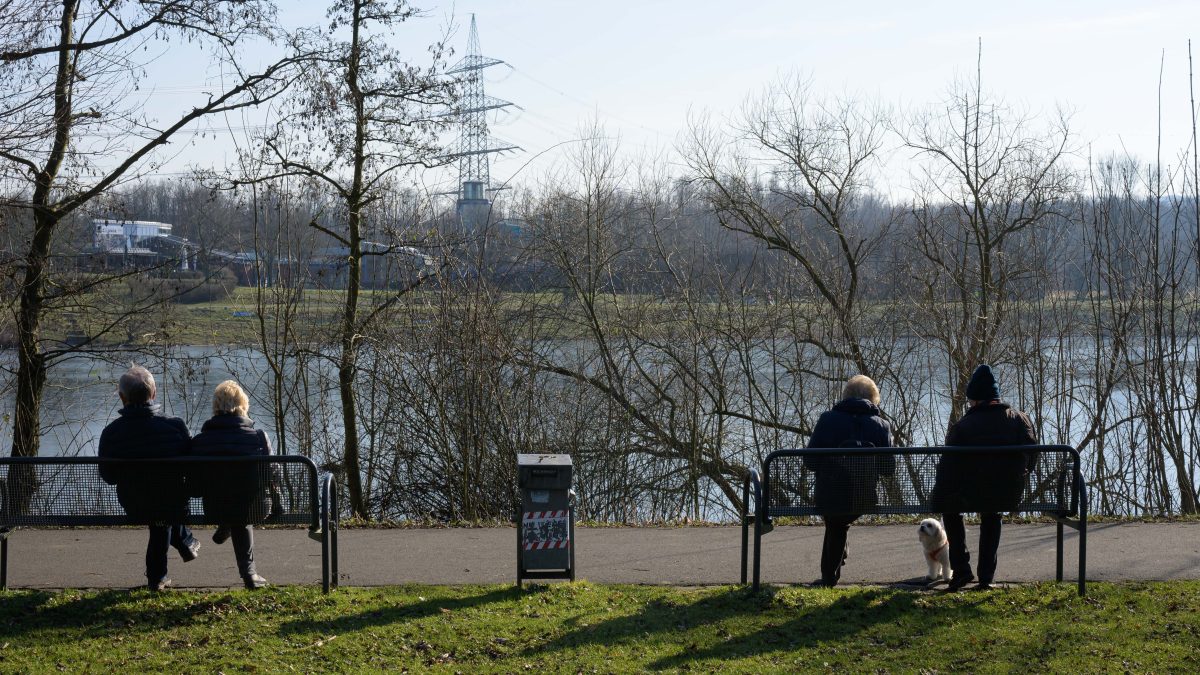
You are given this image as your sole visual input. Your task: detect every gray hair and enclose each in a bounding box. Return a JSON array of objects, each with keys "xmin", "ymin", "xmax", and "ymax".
[
  {"xmin": 841, "ymin": 374, "xmax": 881, "ymax": 405},
  {"xmin": 118, "ymin": 365, "xmax": 156, "ymax": 404}
]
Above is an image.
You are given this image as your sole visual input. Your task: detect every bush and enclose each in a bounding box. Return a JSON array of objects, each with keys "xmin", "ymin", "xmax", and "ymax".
[{"xmin": 127, "ymin": 268, "xmax": 237, "ymax": 304}]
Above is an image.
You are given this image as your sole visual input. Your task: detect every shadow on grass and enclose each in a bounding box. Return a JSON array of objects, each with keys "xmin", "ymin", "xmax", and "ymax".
[
  {"xmin": 0, "ymin": 588, "xmax": 241, "ymax": 639},
  {"xmin": 277, "ymin": 586, "xmax": 522, "ymax": 636},
  {"xmin": 527, "ymin": 585, "xmax": 988, "ymax": 669}
]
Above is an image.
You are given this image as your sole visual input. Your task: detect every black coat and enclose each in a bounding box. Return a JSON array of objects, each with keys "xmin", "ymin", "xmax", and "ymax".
[
  {"xmin": 932, "ymin": 402, "xmax": 1038, "ymax": 514},
  {"xmin": 190, "ymin": 414, "xmax": 278, "ymax": 524},
  {"xmin": 803, "ymin": 398, "xmax": 896, "ymax": 515},
  {"xmin": 97, "ymin": 403, "xmax": 191, "ymax": 523}
]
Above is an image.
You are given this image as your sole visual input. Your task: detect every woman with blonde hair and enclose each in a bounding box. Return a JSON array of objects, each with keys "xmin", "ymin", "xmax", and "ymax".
[
  {"xmin": 190, "ymin": 380, "xmax": 277, "ymax": 589},
  {"xmin": 803, "ymin": 374, "xmax": 895, "ymax": 586}
]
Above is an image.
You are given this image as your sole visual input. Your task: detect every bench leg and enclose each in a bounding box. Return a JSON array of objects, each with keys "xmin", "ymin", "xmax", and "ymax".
[
  {"xmin": 569, "ymin": 504, "xmax": 576, "ymax": 582},
  {"xmin": 1078, "ymin": 503, "xmax": 1088, "ymax": 597},
  {"xmin": 740, "ymin": 477, "xmax": 749, "ymax": 585},
  {"xmin": 740, "ymin": 515, "xmax": 748, "ymax": 586},
  {"xmin": 752, "ymin": 516, "xmax": 762, "ymax": 591},
  {"xmin": 321, "ymin": 531, "xmax": 330, "ymax": 594},
  {"xmin": 1056, "ymin": 519, "xmax": 1064, "ymax": 582},
  {"xmin": 321, "ymin": 483, "xmax": 331, "ymax": 595},
  {"xmin": 516, "ymin": 510, "xmax": 523, "ymax": 589},
  {"xmin": 330, "ymin": 484, "xmax": 339, "ymax": 590},
  {"xmin": 1, "ymin": 537, "xmax": 7, "ymax": 591}
]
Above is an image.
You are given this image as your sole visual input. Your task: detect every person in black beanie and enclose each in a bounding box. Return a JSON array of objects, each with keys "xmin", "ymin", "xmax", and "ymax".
[{"xmin": 931, "ymin": 364, "xmax": 1038, "ymax": 591}]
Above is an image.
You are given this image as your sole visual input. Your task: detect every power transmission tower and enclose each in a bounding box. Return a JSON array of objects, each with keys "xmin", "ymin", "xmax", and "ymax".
[{"xmin": 447, "ymin": 14, "xmax": 517, "ymax": 229}]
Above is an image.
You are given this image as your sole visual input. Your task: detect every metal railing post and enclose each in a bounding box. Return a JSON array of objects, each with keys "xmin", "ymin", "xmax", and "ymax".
[
  {"xmin": 740, "ymin": 474, "xmax": 750, "ymax": 585},
  {"xmin": 1078, "ymin": 471, "xmax": 1088, "ymax": 597},
  {"xmin": 321, "ymin": 475, "xmax": 331, "ymax": 594},
  {"xmin": 516, "ymin": 506, "xmax": 524, "ymax": 589},
  {"xmin": 568, "ymin": 503, "xmax": 576, "ymax": 582},
  {"xmin": 753, "ymin": 464, "xmax": 768, "ymax": 591},
  {"xmin": 330, "ymin": 478, "xmax": 339, "ymax": 589},
  {"xmin": 752, "ymin": 514, "xmax": 762, "ymax": 591},
  {"xmin": 1056, "ymin": 519, "xmax": 1064, "ymax": 582}
]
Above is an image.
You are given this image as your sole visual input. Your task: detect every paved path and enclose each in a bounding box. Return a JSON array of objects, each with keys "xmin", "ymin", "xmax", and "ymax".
[{"xmin": 4, "ymin": 522, "xmax": 1197, "ymax": 590}]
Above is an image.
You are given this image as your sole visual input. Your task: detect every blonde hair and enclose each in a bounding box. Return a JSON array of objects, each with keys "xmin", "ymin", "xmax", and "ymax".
[
  {"xmin": 212, "ymin": 380, "xmax": 250, "ymax": 417},
  {"xmin": 841, "ymin": 375, "xmax": 881, "ymax": 405}
]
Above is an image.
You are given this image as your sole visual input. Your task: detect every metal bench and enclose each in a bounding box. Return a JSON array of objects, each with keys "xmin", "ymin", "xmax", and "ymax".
[
  {"xmin": 0, "ymin": 455, "xmax": 339, "ymax": 592},
  {"xmin": 740, "ymin": 444, "xmax": 1088, "ymax": 595}
]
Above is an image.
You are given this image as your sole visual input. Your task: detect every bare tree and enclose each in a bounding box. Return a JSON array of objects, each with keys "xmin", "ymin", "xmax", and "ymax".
[
  {"xmin": 0, "ymin": 0, "xmax": 308, "ymax": 458},
  {"xmin": 683, "ymin": 75, "xmax": 909, "ymax": 441},
  {"xmin": 899, "ymin": 67, "xmax": 1075, "ymax": 430},
  {"xmin": 244, "ymin": 0, "xmax": 454, "ymax": 517}
]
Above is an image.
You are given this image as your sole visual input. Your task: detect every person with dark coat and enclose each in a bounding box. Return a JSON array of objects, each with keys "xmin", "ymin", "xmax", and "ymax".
[
  {"xmin": 190, "ymin": 380, "xmax": 278, "ymax": 590},
  {"xmin": 98, "ymin": 365, "xmax": 201, "ymax": 591},
  {"xmin": 803, "ymin": 375, "xmax": 896, "ymax": 586},
  {"xmin": 932, "ymin": 364, "xmax": 1038, "ymax": 591}
]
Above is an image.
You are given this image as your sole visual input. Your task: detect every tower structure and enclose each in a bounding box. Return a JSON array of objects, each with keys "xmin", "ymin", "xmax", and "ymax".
[{"xmin": 447, "ymin": 15, "xmax": 517, "ymax": 225}]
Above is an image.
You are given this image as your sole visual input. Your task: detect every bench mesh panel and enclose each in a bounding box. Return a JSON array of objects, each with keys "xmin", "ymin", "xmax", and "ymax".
[
  {"xmin": 0, "ymin": 458, "xmax": 318, "ymax": 528},
  {"xmin": 765, "ymin": 448, "xmax": 1077, "ymax": 518}
]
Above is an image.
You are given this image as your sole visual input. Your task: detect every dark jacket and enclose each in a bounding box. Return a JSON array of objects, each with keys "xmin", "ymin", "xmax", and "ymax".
[
  {"xmin": 190, "ymin": 414, "xmax": 278, "ymax": 524},
  {"xmin": 803, "ymin": 398, "xmax": 896, "ymax": 515},
  {"xmin": 97, "ymin": 403, "xmax": 191, "ymax": 523},
  {"xmin": 932, "ymin": 402, "xmax": 1038, "ymax": 513}
]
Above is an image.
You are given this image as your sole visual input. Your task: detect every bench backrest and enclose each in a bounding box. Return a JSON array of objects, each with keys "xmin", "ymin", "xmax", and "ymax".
[
  {"xmin": 0, "ymin": 456, "xmax": 323, "ymax": 529},
  {"xmin": 763, "ymin": 445, "xmax": 1081, "ymax": 518}
]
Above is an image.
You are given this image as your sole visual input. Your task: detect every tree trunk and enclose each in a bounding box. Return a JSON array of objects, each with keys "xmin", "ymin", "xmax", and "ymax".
[
  {"xmin": 338, "ymin": 347, "xmax": 365, "ymax": 518},
  {"xmin": 11, "ymin": 2, "xmax": 77, "ymax": 459},
  {"xmin": 11, "ymin": 212, "xmax": 52, "ymax": 458},
  {"xmin": 337, "ymin": 203, "xmax": 367, "ymax": 518},
  {"xmin": 334, "ymin": 0, "xmax": 369, "ymax": 519},
  {"xmin": 12, "ymin": 307, "xmax": 48, "ymax": 459}
]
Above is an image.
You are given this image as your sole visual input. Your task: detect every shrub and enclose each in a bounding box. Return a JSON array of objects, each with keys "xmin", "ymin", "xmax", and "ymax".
[{"xmin": 127, "ymin": 268, "xmax": 237, "ymax": 304}]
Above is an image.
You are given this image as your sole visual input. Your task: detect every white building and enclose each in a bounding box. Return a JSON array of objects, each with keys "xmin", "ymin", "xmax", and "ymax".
[{"xmin": 92, "ymin": 219, "xmax": 172, "ymax": 253}]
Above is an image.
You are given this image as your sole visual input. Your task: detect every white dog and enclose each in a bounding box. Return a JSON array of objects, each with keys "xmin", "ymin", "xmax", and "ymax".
[{"xmin": 918, "ymin": 518, "xmax": 951, "ymax": 585}]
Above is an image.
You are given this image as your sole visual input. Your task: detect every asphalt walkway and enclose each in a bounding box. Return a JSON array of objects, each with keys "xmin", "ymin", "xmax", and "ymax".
[{"xmin": 4, "ymin": 522, "xmax": 1196, "ymax": 590}]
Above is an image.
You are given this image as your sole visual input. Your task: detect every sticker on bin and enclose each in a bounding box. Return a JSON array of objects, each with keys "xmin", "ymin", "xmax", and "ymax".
[{"xmin": 522, "ymin": 510, "xmax": 570, "ymax": 549}]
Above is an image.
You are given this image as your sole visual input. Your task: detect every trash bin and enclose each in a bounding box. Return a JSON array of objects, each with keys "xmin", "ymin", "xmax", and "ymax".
[{"xmin": 516, "ymin": 453, "xmax": 575, "ymax": 587}]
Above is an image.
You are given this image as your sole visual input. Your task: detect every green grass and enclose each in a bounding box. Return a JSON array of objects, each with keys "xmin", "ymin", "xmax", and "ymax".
[{"xmin": 1, "ymin": 582, "xmax": 1198, "ymax": 672}]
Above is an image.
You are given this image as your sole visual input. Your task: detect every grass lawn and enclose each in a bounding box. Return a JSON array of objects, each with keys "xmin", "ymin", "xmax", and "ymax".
[{"xmin": 1, "ymin": 582, "xmax": 1197, "ymax": 672}]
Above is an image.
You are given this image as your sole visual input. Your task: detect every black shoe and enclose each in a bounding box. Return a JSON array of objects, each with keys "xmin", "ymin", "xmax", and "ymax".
[
  {"xmin": 178, "ymin": 540, "xmax": 201, "ymax": 562},
  {"xmin": 148, "ymin": 578, "xmax": 173, "ymax": 592},
  {"xmin": 243, "ymin": 573, "xmax": 269, "ymax": 590},
  {"xmin": 947, "ymin": 571, "xmax": 975, "ymax": 592},
  {"xmin": 212, "ymin": 527, "xmax": 230, "ymax": 545}
]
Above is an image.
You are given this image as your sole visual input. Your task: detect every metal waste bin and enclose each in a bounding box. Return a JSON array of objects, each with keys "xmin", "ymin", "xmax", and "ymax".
[{"xmin": 516, "ymin": 453, "xmax": 575, "ymax": 587}]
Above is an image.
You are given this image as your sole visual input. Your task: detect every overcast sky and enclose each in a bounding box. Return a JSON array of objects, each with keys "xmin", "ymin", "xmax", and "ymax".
[{"xmin": 147, "ymin": 0, "xmax": 1200, "ymax": 197}]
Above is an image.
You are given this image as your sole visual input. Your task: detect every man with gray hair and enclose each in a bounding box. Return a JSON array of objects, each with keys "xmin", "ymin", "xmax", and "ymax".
[{"xmin": 98, "ymin": 365, "xmax": 200, "ymax": 591}]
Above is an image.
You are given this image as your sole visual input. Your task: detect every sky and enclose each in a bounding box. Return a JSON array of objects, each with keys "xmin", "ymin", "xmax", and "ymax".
[{"xmin": 141, "ymin": 0, "xmax": 1200, "ymax": 199}]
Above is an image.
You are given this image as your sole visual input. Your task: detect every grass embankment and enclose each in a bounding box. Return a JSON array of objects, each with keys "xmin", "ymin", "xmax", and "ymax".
[
  {"xmin": 1, "ymin": 582, "xmax": 1197, "ymax": 672},
  {"xmin": 54, "ymin": 285, "xmax": 817, "ymax": 347}
]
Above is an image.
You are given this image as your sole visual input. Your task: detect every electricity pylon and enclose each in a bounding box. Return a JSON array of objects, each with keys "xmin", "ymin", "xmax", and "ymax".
[{"xmin": 446, "ymin": 14, "xmax": 517, "ymax": 227}]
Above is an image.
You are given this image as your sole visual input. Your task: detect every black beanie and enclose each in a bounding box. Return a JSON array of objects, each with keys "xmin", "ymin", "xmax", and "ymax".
[{"xmin": 966, "ymin": 364, "xmax": 1000, "ymax": 401}]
